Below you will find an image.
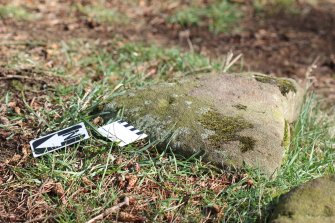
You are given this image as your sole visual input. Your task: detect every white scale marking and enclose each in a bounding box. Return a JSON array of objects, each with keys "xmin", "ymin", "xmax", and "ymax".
[{"xmin": 98, "ymin": 121, "xmax": 147, "ymax": 146}]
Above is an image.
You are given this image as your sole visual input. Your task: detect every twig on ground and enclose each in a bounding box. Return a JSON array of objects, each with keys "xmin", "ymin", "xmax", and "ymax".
[
  {"xmin": 0, "ymin": 75, "xmax": 33, "ymax": 80},
  {"xmin": 86, "ymin": 197, "xmax": 130, "ymax": 223},
  {"xmin": 304, "ymin": 57, "xmax": 319, "ymax": 90},
  {"xmin": 184, "ymin": 67, "xmax": 212, "ymax": 76},
  {"xmin": 222, "ymin": 51, "xmax": 243, "ymax": 73},
  {"xmin": 0, "ymin": 74, "xmax": 48, "ymax": 82}
]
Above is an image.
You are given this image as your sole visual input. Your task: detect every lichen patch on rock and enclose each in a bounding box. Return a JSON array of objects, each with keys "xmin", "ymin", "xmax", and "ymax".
[
  {"xmin": 254, "ymin": 74, "xmax": 297, "ymax": 96},
  {"xmin": 199, "ymin": 110, "xmax": 255, "ymax": 153}
]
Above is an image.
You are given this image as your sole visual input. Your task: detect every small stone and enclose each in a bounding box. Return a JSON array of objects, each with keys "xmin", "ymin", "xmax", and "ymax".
[
  {"xmin": 270, "ymin": 175, "xmax": 335, "ymax": 223},
  {"xmin": 93, "ymin": 116, "xmax": 103, "ymax": 125}
]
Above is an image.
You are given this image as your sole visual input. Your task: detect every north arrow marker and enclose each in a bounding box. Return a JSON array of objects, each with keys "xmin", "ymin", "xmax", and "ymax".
[
  {"xmin": 30, "ymin": 122, "xmax": 90, "ymax": 157},
  {"xmin": 36, "ymin": 134, "xmax": 67, "ymax": 149}
]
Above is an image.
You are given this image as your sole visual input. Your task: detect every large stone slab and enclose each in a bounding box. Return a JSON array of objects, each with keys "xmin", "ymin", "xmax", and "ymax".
[
  {"xmin": 104, "ymin": 73, "xmax": 304, "ymax": 175},
  {"xmin": 270, "ymin": 175, "xmax": 335, "ymax": 223}
]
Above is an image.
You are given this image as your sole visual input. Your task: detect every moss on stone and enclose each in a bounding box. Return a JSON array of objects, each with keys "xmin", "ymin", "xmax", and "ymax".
[
  {"xmin": 233, "ymin": 104, "xmax": 247, "ymax": 110},
  {"xmin": 116, "ymin": 86, "xmax": 206, "ymax": 123},
  {"xmin": 110, "ymin": 81, "xmax": 256, "ymax": 154},
  {"xmin": 240, "ymin": 136, "xmax": 257, "ymax": 153},
  {"xmin": 282, "ymin": 120, "xmax": 291, "ymax": 149},
  {"xmin": 199, "ymin": 110, "xmax": 255, "ymax": 153},
  {"xmin": 109, "ymin": 81, "xmax": 212, "ymax": 147},
  {"xmin": 255, "ymin": 75, "xmax": 297, "ymax": 96}
]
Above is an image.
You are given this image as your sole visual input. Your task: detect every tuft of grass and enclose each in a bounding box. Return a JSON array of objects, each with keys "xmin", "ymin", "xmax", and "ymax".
[
  {"xmin": 76, "ymin": 4, "xmax": 129, "ymax": 24},
  {"xmin": 206, "ymin": 1, "xmax": 242, "ymax": 34},
  {"xmin": 0, "ymin": 5, "xmax": 36, "ymax": 21},
  {"xmin": 168, "ymin": 0, "xmax": 241, "ymax": 34},
  {"xmin": 168, "ymin": 7, "xmax": 203, "ymax": 27}
]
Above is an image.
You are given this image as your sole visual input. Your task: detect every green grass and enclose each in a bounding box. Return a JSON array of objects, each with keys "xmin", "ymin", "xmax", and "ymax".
[
  {"xmin": 76, "ymin": 4, "xmax": 129, "ymax": 24},
  {"xmin": 1, "ymin": 38, "xmax": 334, "ymax": 222},
  {"xmin": 57, "ymin": 40, "xmax": 222, "ymax": 84},
  {"xmin": 169, "ymin": 7, "xmax": 202, "ymax": 27},
  {"xmin": 2, "ymin": 71, "xmax": 335, "ymax": 222},
  {"xmin": 0, "ymin": 5, "xmax": 36, "ymax": 21},
  {"xmin": 168, "ymin": 0, "xmax": 241, "ymax": 34}
]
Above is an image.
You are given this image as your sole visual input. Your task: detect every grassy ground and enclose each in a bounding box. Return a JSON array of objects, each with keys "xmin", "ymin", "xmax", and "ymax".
[
  {"xmin": 0, "ymin": 0, "xmax": 334, "ymax": 222},
  {"xmin": 168, "ymin": 0, "xmax": 241, "ymax": 34},
  {"xmin": 1, "ymin": 42, "xmax": 334, "ymax": 222}
]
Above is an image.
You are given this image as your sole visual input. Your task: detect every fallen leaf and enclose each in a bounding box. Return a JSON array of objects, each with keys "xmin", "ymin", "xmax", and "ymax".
[
  {"xmin": 116, "ymin": 211, "xmax": 146, "ymax": 223},
  {"xmin": 53, "ymin": 182, "xmax": 67, "ymax": 205},
  {"xmin": 5, "ymin": 154, "xmax": 21, "ymax": 164},
  {"xmin": 247, "ymin": 179, "xmax": 254, "ymax": 188},
  {"xmin": 202, "ymin": 204, "xmax": 221, "ymax": 217},
  {"xmin": 40, "ymin": 179, "xmax": 67, "ymax": 204},
  {"xmin": 82, "ymin": 176, "xmax": 95, "ymax": 187},
  {"xmin": 14, "ymin": 107, "xmax": 21, "ymax": 115},
  {"xmin": 93, "ymin": 116, "xmax": 103, "ymax": 125},
  {"xmin": 8, "ymin": 101, "xmax": 16, "ymax": 108},
  {"xmin": 0, "ymin": 104, "xmax": 7, "ymax": 114},
  {"xmin": 126, "ymin": 175, "xmax": 138, "ymax": 191},
  {"xmin": 0, "ymin": 116, "xmax": 10, "ymax": 125}
]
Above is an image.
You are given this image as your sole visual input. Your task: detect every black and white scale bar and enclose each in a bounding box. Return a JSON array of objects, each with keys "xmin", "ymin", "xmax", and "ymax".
[
  {"xmin": 29, "ymin": 122, "xmax": 90, "ymax": 157},
  {"xmin": 98, "ymin": 120, "xmax": 147, "ymax": 147},
  {"xmin": 116, "ymin": 120, "xmax": 144, "ymax": 135}
]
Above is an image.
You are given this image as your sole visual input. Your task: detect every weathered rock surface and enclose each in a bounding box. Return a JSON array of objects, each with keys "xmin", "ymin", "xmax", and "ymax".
[
  {"xmin": 270, "ymin": 175, "xmax": 335, "ymax": 223},
  {"xmin": 104, "ymin": 73, "xmax": 304, "ymax": 175}
]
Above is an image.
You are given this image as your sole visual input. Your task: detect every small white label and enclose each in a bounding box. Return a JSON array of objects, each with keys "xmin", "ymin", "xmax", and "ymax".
[
  {"xmin": 30, "ymin": 122, "xmax": 90, "ymax": 157},
  {"xmin": 98, "ymin": 120, "xmax": 147, "ymax": 146}
]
